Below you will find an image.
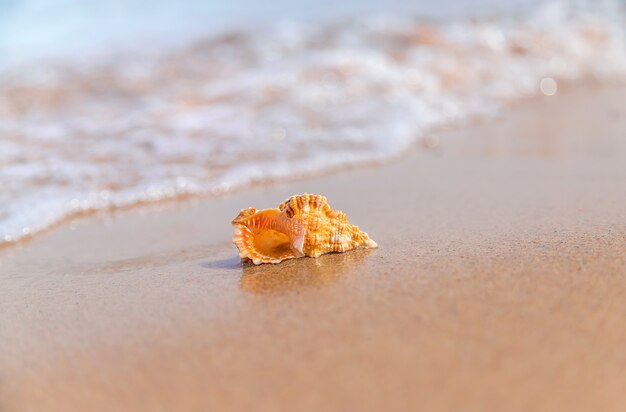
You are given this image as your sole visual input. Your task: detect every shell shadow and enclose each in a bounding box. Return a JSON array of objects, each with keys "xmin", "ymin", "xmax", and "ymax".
[
  {"xmin": 239, "ymin": 248, "xmax": 372, "ymax": 295},
  {"xmin": 200, "ymin": 255, "xmax": 243, "ymax": 270}
]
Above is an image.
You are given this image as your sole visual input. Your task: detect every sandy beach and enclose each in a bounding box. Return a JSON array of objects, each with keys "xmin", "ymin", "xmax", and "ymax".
[{"xmin": 1, "ymin": 84, "xmax": 626, "ymax": 411}]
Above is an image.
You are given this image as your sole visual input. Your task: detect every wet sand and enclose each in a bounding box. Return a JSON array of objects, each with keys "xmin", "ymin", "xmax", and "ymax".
[{"xmin": 1, "ymin": 85, "xmax": 626, "ymax": 411}]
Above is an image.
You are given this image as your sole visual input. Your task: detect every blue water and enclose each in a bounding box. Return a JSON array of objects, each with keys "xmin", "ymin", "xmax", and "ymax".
[{"xmin": 0, "ymin": 0, "xmax": 541, "ymax": 64}]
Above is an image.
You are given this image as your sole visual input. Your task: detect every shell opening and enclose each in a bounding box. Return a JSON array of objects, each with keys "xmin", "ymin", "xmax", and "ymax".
[
  {"xmin": 250, "ymin": 227, "xmax": 294, "ymax": 260},
  {"xmin": 233, "ymin": 214, "xmax": 297, "ymax": 264}
]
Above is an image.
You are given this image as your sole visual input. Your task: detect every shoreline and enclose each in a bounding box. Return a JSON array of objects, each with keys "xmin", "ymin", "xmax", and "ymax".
[
  {"xmin": 2, "ymin": 84, "xmax": 626, "ymax": 411},
  {"xmin": 1, "ymin": 79, "xmax": 620, "ymax": 252}
]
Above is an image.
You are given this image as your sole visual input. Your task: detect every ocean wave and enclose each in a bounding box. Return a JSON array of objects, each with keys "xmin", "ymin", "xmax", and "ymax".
[{"xmin": 1, "ymin": 0, "xmax": 625, "ymax": 246}]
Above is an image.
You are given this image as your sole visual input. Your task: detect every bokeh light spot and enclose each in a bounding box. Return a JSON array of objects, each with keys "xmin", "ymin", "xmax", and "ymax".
[{"xmin": 540, "ymin": 77, "xmax": 558, "ymax": 96}]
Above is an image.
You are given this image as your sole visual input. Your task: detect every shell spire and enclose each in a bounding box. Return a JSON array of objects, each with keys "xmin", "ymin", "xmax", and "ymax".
[{"xmin": 232, "ymin": 194, "xmax": 377, "ymax": 264}]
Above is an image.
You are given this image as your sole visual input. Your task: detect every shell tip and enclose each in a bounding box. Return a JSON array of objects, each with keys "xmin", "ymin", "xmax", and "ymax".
[{"xmin": 367, "ymin": 238, "xmax": 378, "ymax": 249}]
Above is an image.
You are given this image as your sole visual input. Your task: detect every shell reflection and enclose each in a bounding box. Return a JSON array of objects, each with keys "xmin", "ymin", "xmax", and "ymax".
[{"xmin": 240, "ymin": 248, "xmax": 371, "ymax": 294}]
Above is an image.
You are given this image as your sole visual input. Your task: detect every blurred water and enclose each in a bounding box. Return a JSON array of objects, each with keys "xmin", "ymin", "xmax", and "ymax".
[
  {"xmin": 0, "ymin": 0, "xmax": 541, "ymax": 64},
  {"xmin": 0, "ymin": 0, "xmax": 625, "ymax": 246}
]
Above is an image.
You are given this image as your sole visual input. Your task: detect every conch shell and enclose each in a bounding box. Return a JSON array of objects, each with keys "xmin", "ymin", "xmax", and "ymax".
[{"xmin": 232, "ymin": 194, "xmax": 377, "ymax": 264}]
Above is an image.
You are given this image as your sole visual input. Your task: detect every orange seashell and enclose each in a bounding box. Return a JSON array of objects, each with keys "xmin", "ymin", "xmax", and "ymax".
[{"xmin": 232, "ymin": 194, "xmax": 378, "ymax": 265}]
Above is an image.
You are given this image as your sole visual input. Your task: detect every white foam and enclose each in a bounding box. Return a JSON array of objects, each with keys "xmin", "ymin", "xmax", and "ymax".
[{"xmin": 1, "ymin": 0, "xmax": 625, "ymax": 246}]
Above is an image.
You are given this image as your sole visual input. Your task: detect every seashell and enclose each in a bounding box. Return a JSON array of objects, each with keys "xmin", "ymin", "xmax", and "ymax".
[{"xmin": 232, "ymin": 193, "xmax": 378, "ymax": 265}]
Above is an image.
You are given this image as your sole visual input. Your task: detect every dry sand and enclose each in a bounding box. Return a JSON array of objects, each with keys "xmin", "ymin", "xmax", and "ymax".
[{"xmin": 1, "ymin": 85, "xmax": 626, "ymax": 411}]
